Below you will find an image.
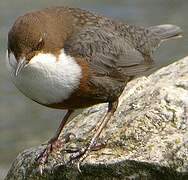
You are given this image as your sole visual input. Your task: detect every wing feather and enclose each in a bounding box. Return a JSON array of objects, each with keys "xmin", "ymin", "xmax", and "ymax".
[{"xmin": 65, "ymin": 26, "xmax": 154, "ymax": 79}]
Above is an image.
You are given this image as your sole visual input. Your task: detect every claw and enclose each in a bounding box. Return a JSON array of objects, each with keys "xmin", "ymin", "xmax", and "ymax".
[
  {"xmin": 77, "ymin": 161, "xmax": 82, "ymax": 173},
  {"xmin": 39, "ymin": 164, "xmax": 44, "ymax": 175},
  {"xmin": 36, "ymin": 132, "xmax": 76, "ymax": 173}
]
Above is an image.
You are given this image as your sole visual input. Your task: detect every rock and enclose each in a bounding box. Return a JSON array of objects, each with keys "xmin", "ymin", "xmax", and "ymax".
[{"xmin": 5, "ymin": 57, "xmax": 188, "ymax": 180}]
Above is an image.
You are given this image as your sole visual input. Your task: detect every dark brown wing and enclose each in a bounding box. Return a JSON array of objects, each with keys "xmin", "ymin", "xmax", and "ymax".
[{"xmin": 65, "ymin": 26, "xmax": 154, "ymax": 80}]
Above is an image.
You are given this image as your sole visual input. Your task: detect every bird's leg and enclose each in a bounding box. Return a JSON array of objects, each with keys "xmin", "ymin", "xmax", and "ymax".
[
  {"xmin": 70, "ymin": 101, "xmax": 118, "ymax": 170},
  {"xmin": 36, "ymin": 109, "xmax": 74, "ymax": 165}
]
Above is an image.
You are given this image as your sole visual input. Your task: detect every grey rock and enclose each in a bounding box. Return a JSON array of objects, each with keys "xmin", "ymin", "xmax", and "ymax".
[{"xmin": 5, "ymin": 57, "xmax": 188, "ymax": 180}]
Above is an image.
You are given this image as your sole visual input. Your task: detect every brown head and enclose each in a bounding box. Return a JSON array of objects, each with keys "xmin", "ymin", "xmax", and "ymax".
[{"xmin": 8, "ymin": 8, "xmax": 74, "ymax": 75}]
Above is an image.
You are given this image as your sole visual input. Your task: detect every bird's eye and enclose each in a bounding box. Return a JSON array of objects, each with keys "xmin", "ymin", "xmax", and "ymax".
[{"xmin": 32, "ymin": 38, "xmax": 44, "ymax": 51}]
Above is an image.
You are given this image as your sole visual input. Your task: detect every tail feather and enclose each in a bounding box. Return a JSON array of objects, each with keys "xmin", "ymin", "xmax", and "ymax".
[{"xmin": 149, "ymin": 24, "xmax": 183, "ymax": 41}]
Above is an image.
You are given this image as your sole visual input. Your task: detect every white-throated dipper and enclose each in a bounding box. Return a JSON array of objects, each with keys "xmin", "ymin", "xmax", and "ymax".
[{"xmin": 7, "ymin": 6, "xmax": 182, "ymax": 172}]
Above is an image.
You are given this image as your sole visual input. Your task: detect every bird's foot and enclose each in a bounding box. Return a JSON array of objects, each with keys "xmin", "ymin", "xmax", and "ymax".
[
  {"xmin": 36, "ymin": 133, "xmax": 75, "ymax": 175},
  {"xmin": 68, "ymin": 139, "xmax": 107, "ymax": 172}
]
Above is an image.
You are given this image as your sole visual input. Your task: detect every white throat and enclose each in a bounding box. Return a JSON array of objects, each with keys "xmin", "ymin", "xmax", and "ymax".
[{"xmin": 6, "ymin": 49, "xmax": 82, "ymax": 105}]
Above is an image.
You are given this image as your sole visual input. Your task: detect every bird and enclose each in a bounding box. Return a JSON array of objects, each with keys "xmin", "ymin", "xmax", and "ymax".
[{"xmin": 6, "ymin": 6, "xmax": 182, "ymax": 171}]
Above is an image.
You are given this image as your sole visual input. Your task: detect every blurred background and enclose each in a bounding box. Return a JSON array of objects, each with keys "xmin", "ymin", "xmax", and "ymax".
[{"xmin": 0, "ymin": 0, "xmax": 187, "ymax": 178}]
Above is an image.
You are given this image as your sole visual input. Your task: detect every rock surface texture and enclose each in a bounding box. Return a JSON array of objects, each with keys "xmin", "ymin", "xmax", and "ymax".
[{"xmin": 5, "ymin": 57, "xmax": 188, "ymax": 180}]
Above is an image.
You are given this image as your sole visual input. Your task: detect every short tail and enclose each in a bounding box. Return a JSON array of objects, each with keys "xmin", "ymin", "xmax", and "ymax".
[{"xmin": 149, "ymin": 24, "xmax": 183, "ymax": 41}]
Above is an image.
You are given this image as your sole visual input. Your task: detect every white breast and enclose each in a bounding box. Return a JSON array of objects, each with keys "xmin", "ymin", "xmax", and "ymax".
[{"xmin": 6, "ymin": 49, "xmax": 82, "ymax": 105}]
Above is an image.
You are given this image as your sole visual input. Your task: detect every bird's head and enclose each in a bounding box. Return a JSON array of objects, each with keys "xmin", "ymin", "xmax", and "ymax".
[{"xmin": 7, "ymin": 10, "xmax": 71, "ymax": 76}]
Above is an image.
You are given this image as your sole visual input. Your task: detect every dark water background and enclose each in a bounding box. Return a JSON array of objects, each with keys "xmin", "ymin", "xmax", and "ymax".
[{"xmin": 0, "ymin": 0, "xmax": 187, "ymax": 178}]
